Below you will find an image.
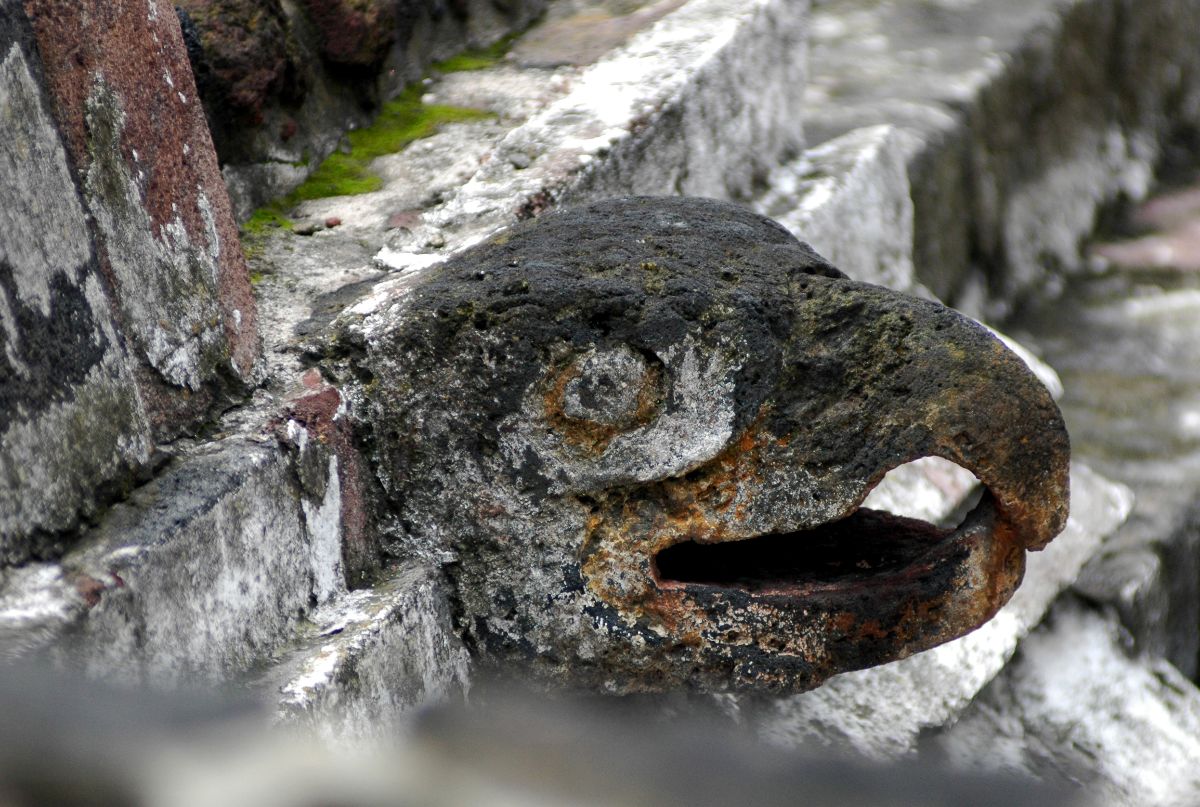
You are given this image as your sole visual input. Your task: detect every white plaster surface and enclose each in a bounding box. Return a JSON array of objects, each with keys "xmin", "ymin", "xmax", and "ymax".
[
  {"xmin": 84, "ymin": 79, "xmax": 229, "ymax": 391},
  {"xmin": 0, "ymin": 44, "xmax": 92, "ymax": 315},
  {"xmin": 273, "ymin": 565, "xmax": 470, "ymax": 740},
  {"xmin": 303, "ymin": 457, "xmax": 346, "ymax": 606}
]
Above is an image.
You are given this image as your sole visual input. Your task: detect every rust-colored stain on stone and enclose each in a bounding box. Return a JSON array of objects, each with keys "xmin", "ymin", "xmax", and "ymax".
[
  {"xmin": 335, "ymin": 196, "xmax": 1070, "ymax": 694},
  {"xmin": 25, "ymin": 0, "xmax": 258, "ymax": 389},
  {"xmin": 278, "ymin": 383, "xmax": 381, "ymax": 586}
]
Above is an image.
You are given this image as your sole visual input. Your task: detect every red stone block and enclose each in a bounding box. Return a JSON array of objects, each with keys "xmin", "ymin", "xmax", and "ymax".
[{"xmin": 25, "ymin": 0, "xmax": 259, "ymax": 428}]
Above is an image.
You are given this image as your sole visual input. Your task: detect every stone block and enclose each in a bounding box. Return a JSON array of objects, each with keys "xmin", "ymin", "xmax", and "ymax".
[
  {"xmin": 933, "ymin": 597, "xmax": 1200, "ymax": 806},
  {"xmin": 803, "ymin": 0, "xmax": 1200, "ymax": 314},
  {"xmin": 24, "ymin": 0, "xmax": 259, "ymax": 399},
  {"xmin": 271, "ymin": 564, "xmax": 470, "ymax": 739},
  {"xmin": 1, "ymin": 0, "xmax": 259, "ymax": 563},
  {"xmin": 0, "ymin": 433, "xmax": 344, "ymax": 686},
  {"xmin": 52, "ymin": 436, "xmax": 340, "ymax": 685}
]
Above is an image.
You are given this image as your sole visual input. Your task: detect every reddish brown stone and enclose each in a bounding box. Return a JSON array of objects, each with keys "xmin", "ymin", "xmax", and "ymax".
[
  {"xmin": 387, "ymin": 209, "xmax": 422, "ymax": 230},
  {"xmin": 71, "ymin": 573, "xmax": 118, "ymax": 610},
  {"xmin": 278, "ymin": 383, "xmax": 381, "ymax": 586},
  {"xmin": 1091, "ymin": 182, "xmax": 1200, "ymax": 272},
  {"xmin": 176, "ymin": 0, "xmax": 302, "ymax": 126},
  {"xmin": 298, "ymin": 0, "xmax": 400, "ymax": 68},
  {"xmin": 24, "ymin": 0, "xmax": 258, "ymax": 402}
]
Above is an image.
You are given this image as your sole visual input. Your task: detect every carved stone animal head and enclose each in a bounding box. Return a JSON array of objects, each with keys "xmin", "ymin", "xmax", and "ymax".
[{"xmin": 334, "ymin": 196, "xmax": 1069, "ymax": 693}]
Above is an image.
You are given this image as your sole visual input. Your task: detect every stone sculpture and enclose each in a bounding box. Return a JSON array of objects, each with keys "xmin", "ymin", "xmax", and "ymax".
[{"xmin": 330, "ymin": 196, "xmax": 1070, "ymax": 693}]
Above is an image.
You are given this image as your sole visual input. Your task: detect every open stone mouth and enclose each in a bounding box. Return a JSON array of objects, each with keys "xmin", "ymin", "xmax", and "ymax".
[{"xmin": 653, "ymin": 498, "xmax": 990, "ymax": 595}]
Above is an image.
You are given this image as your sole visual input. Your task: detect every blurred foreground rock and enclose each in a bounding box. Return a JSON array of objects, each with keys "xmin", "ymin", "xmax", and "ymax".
[
  {"xmin": 934, "ymin": 597, "xmax": 1200, "ymax": 806},
  {"xmin": 0, "ymin": 664, "xmax": 1082, "ymax": 807}
]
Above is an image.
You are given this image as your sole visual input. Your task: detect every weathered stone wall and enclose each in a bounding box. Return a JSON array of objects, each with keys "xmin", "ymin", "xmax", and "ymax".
[
  {"xmin": 0, "ymin": 0, "xmax": 257, "ymax": 564},
  {"xmin": 177, "ymin": 0, "xmax": 549, "ymax": 218},
  {"xmin": 800, "ymin": 0, "xmax": 1200, "ymax": 316},
  {"xmin": 0, "ymin": 4, "xmax": 151, "ymax": 562}
]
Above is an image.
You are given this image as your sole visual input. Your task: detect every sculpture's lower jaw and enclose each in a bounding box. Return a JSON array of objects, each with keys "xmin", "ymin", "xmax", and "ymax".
[{"xmin": 606, "ymin": 493, "xmax": 1027, "ymax": 693}]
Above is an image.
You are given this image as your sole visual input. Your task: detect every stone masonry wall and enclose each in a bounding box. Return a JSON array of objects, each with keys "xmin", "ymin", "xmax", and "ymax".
[
  {"xmin": 177, "ymin": 0, "xmax": 549, "ymax": 219},
  {"xmin": 0, "ymin": 0, "xmax": 258, "ymax": 564}
]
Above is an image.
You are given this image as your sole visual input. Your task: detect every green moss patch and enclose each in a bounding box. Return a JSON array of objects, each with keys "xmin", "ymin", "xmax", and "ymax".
[
  {"xmin": 434, "ymin": 33, "xmax": 519, "ymax": 72},
  {"xmin": 243, "ymin": 206, "xmax": 295, "ymax": 236},
  {"xmin": 290, "ymin": 152, "xmax": 384, "ymax": 201},
  {"xmin": 344, "ymin": 86, "xmax": 491, "ymax": 161},
  {"xmin": 241, "ymin": 206, "xmax": 293, "ymax": 260},
  {"xmin": 241, "ymin": 86, "xmax": 491, "ymax": 256}
]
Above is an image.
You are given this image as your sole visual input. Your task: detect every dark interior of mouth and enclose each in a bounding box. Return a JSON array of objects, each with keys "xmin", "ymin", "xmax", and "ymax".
[{"xmin": 653, "ymin": 508, "xmax": 958, "ymax": 592}]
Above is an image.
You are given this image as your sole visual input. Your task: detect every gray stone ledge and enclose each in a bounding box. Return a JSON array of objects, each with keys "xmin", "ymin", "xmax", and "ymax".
[
  {"xmin": 934, "ymin": 597, "xmax": 1200, "ymax": 807},
  {"xmin": 802, "ymin": 0, "xmax": 1200, "ymax": 315},
  {"xmin": 0, "ymin": 433, "xmax": 345, "ymax": 687},
  {"xmin": 270, "ymin": 564, "xmax": 470, "ymax": 740}
]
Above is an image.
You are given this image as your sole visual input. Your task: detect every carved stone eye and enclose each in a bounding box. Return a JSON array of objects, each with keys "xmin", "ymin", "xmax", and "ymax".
[
  {"xmin": 544, "ymin": 345, "xmax": 664, "ymax": 451},
  {"xmin": 559, "ymin": 346, "xmax": 650, "ymax": 426}
]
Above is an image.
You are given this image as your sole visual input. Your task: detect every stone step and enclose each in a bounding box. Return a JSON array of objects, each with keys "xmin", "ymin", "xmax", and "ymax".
[
  {"xmin": 2, "ymin": 432, "xmax": 337, "ymax": 685},
  {"xmin": 268, "ymin": 564, "xmax": 470, "ymax": 740},
  {"xmin": 778, "ymin": 0, "xmax": 1200, "ymax": 316},
  {"xmin": 255, "ymin": 0, "xmax": 811, "ymax": 391}
]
